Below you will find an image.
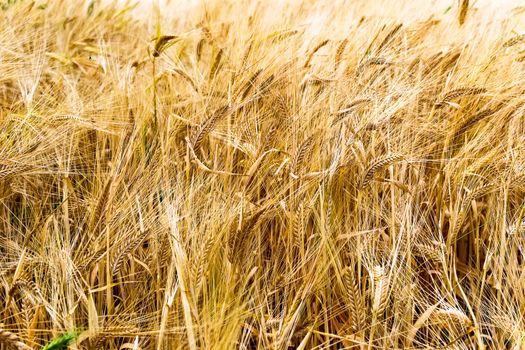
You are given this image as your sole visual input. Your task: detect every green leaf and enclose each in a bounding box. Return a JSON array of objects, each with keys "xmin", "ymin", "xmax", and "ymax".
[
  {"xmin": 87, "ymin": 0, "xmax": 95, "ymax": 16},
  {"xmin": 42, "ymin": 332, "xmax": 79, "ymax": 350}
]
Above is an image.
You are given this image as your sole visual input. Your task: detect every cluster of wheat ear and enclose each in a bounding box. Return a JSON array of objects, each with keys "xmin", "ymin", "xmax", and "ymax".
[{"xmin": 2, "ymin": 0, "xmax": 525, "ymax": 349}]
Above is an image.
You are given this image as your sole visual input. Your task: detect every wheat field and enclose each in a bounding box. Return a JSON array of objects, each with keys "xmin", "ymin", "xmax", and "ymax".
[{"xmin": 1, "ymin": 0, "xmax": 525, "ymax": 349}]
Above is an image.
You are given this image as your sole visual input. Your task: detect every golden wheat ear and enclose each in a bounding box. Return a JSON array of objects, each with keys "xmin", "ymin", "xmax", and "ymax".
[
  {"xmin": 361, "ymin": 154, "xmax": 405, "ymax": 188},
  {"xmin": 458, "ymin": 0, "xmax": 469, "ymax": 25},
  {"xmin": 0, "ymin": 329, "xmax": 32, "ymax": 350},
  {"xmin": 342, "ymin": 267, "xmax": 365, "ymax": 332}
]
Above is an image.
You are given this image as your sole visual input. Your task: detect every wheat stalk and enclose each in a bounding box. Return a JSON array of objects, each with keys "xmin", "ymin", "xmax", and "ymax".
[
  {"xmin": 111, "ymin": 229, "xmax": 150, "ymax": 276},
  {"xmin": 334, "ymin": 39, "xmax": 348, "ymax": 71},
  {"xmin": 371, "ymin": 265, "xmax": 389, "ymax": 317},
  {"xmin": 361, "ymin": 154, "xmax": 405, "ymax": 187},
  {"xmin": 342, "ymin": 267, "xmax": 364, "ymax": 331},
  {"xmin": 304, "ymin": 39, "xmax": 329, "ymax": 68},
  {"xmin": 209, "ymin": 47, "xmax": 224, "ymax": 79},
  {"xmin": 331, "ymin": 98, "xmax": 370, "ymax": 126},
  {"xmin": 192, "ymin": 105, "xmax": 230, "ymax": 150},
  {"xmin": 459, "ymin": 0, "xmax": 469, "ymax": 25},
  {"xmin": 503, "ymin": 34, "xmax": 525, "ymax": 48},
  {"xmin": 435, "ymin": 87, "xmax": 486, "ymax": 106},
  {"xmin": 292, "ymin": 134, "xmax": 316, "ymax": 175},
  {"xmin": 375, "ymin": 24, "xmax": 402, "ymax": 53}
]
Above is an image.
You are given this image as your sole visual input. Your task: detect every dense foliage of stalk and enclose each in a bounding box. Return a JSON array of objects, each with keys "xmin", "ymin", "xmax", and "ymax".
[{"xmin": 1, "ymin": 0, "xmax": 525, "ymax": 349}]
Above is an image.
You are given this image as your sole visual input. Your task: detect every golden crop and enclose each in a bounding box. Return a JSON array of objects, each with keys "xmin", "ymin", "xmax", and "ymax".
[{"xmin": 1, "ymin": 0, "xmax": 525, "ymax": 349}]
